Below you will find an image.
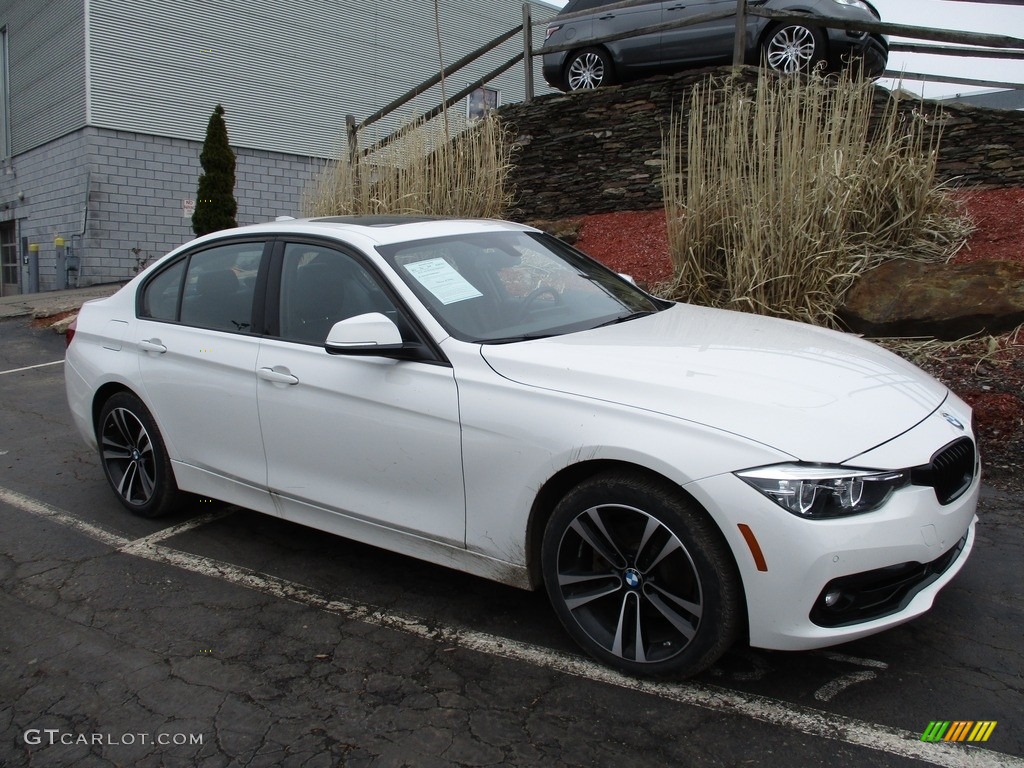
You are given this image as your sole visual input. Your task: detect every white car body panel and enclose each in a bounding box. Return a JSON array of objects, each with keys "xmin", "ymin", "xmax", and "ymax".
[
  {"xmin": 254, "ymin": 336, "xmax": 466, "ymax": 545},
  {"xmin": 480, "ymin": 303, "xmax": 948, "ymax": 463},
  {"xmin": 447, "ymin": 339, "xmax": 790, "ymax": 563},
  {"xmin": 134, "ymin": 318, "xmax": 267, "ymax": 488}
]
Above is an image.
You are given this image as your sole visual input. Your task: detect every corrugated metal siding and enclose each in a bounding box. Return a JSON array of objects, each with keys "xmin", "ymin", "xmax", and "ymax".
[
  {"xmin": 87, "ymin": 0, "xmax": 556, "ymax": 159},
  {"xmin": 0, "ymin": 0, "xmax": 86, "ymax": 155}
]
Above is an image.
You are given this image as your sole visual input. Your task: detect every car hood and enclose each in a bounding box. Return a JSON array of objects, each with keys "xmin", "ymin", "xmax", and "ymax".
[{"xmin": 479, "ymin": 304, "xmax": 947, "ymax": 463}]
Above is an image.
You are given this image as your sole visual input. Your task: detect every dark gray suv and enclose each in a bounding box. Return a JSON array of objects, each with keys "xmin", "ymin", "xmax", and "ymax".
[{"xmin": 541, "ymin": 0, "xmax": 888, "ymax": 91}]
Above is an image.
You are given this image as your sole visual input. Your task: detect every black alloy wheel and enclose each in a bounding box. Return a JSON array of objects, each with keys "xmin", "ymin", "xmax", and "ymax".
[
  {"xmin": 98, "ymin": 392, "xmax": 180, "ymax": 518},
  {"xmin": 542, "ymin": 472, "xmax": 741, "ymax": 677}
]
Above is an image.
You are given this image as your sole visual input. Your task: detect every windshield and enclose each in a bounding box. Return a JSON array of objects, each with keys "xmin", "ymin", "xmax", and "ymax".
[{"xmin": 377, "ymin": 231, "xmax": 667, "ymax": 343}]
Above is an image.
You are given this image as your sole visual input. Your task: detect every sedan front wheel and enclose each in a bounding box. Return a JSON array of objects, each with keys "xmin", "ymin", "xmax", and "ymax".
[
  {"xmin": 542, "ymin": 472, "xmax": 741, "ymax": 677},
  {"xmin": 98, "ymin": 392, "xmax": 180, "ymax": 518}
]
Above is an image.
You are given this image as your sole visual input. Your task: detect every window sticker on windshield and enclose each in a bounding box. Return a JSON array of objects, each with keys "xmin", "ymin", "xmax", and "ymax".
[{"xmin": 404, "ymin": 258, "xmax": 483, "ymax": 305}]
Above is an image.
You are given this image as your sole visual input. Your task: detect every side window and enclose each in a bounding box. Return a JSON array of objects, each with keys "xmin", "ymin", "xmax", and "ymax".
[
  {"xmin": 179, "ymin": 242, "xmax": 265, "ymax": 332},
  {"xmin": 278, "ymin": 243, "xmax": 397, "ymax": 344},
  {"xmin": 140, "ymin": 259, "xmax": 186, "ymax": 321},
  {"xmin": 565, "ymin": 0, "xmax": 612, "ymax": 12}
]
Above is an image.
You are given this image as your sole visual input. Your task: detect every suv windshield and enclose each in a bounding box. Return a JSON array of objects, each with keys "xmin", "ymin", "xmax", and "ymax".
[{"xmin": 377, "ymin": 231, "xmax": 666, "ymax": 343}]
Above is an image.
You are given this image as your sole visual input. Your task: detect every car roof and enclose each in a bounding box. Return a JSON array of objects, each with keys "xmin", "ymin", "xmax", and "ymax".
[{"xmin": 196, "ymin": 216, "xmax": 535, "ymax": 247}]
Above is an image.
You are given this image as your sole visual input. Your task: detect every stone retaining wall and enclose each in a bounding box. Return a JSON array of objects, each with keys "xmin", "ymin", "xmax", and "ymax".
[{"xmin": 498, "ymin": 65, "xmax": 1024, "ymax": 221}]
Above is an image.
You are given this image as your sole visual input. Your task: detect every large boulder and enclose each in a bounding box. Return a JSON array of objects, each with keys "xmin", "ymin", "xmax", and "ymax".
[{"xmin": 839, "ymin": 259, "xmax": 1024, "ymax": 340}]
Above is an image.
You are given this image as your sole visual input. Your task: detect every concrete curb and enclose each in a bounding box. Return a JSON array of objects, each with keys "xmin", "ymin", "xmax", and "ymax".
[{"xmin": 0, "ymin": 283, "xmax": 126, "ymax": 323}]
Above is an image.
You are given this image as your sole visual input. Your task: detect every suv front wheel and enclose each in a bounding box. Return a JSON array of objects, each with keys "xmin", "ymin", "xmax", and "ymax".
[{"xmin": 762, "ymin": 23, "xmax": 826, "ymax": 73}]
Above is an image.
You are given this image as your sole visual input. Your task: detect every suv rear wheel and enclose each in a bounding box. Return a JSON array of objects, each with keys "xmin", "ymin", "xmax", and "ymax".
[{"xmin": 566, "ymin": 47, "xmax": 613, "ymax": 90}]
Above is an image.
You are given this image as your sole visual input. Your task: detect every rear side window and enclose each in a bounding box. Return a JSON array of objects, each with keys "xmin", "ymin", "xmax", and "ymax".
[
  {"xmin": 139, "ymin": 241, "xmax": 266, "ymax": 333},
  {"xmin": 563, "ymin": 0, "xmax": 613, "ymax": 13},
  {"xmin": 140, "ymin": 259, "xmax": 185, "ymax": 321}
]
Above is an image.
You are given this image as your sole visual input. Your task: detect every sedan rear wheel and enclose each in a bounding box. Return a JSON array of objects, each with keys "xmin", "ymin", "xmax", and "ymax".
[
  {"xmin": 566, "ymin": 47, "xmax": 613, "ymax": 90},
  {"xmin": 98, "ymin": 392, "xmax": 180, "ymax": 518},
  {"xmin": 762, "ymin": 23, "xmax": 826, "ymax": 74},
  {"xmin": 542, "ymin": 472, "xmax": 740, "ymax": 677}
]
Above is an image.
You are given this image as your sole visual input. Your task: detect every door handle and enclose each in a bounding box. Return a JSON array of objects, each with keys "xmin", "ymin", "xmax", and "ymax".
[
  {"xmin": 666, "ymin": 4, "xmax": 686, "ymax": 10},
  {"xmin": 598, "ymin": 13, "xmax": 616, "ymax": 19},
  {"xmin": 258, "ymin": 367, "xmax": 299, "ymax": 385},
  {"xmin": 139, "ymin": 338, "xmax": 167, "ymax": 354}
]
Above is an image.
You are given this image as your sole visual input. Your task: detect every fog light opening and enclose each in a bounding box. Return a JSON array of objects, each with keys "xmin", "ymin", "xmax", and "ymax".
[{"xmin": 824, "ymin": 590, "xmax": 842, "ymax": 608}]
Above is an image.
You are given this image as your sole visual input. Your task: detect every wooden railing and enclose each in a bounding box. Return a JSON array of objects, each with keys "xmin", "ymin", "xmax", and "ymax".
[{"xmin": 347, "ymin": 1, "xmax": 1024, "ymax": 162}]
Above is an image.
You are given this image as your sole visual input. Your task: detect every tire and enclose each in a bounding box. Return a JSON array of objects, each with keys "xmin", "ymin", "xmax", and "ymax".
[
  {"xmin": 565, "ymin": 47, "xmax": 613, "ymax": 91},
  {"xmin": 97, "ymin": 392, "xmax": 181, "ymax": 518},
  {"xmin": 541, "ymin": 472, "xmax": 740, "ymax": 677},
  {"xmin": 761, "ymin": 23, "xmax": 826, "ymax": 74}
]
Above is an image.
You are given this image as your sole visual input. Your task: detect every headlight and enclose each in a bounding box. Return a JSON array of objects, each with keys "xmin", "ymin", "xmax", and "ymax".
[
  {"xmin": 736, "ymin": 465, "xmax": 909, "ymax": 519},
  {"xmin": 832, "ymin": 0, "xmax": 871, "ymax": 11}
]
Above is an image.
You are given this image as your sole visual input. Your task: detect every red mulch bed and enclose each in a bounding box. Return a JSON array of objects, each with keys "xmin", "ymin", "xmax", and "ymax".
[
  {"xmin": 955, "ymin": 188, "xmax": 1024, "ymax": 264},
  {"xmin": 577, "ymin": 188, "xmax": 1024, "ymax": 485}
]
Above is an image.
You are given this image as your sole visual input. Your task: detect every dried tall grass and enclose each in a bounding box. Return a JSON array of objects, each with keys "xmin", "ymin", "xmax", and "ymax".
[
  {"xmin": 661, "ymin": 72, "xmax": 973, "ymax": 327},
  {"xmin": 302, "ymin": 111, "xmax": 516, "ymax": 219}
]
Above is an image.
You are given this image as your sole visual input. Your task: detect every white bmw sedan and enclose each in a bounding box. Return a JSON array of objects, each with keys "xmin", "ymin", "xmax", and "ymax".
[{"xmin": 66, "ymin": 217, "xmax": 979, "ymax": 677}]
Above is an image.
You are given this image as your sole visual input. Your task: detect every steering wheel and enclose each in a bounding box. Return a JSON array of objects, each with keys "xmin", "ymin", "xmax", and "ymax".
[{"xmin": 516, "ymin": 286, "xmax": 562, "ymax": 321}]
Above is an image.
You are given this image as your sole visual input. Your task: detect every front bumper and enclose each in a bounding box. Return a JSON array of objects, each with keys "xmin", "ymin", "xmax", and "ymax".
[
  {"xmin": 826, "ymin": 28, "xmax": 888, "ymax": 77},
  {"xmin": 691, "ymin": 473, "xmax": 978, "ymax": 650},
  {"xmin": 684, "ymin": 405, "xmax": 979, "ymax": 651}
]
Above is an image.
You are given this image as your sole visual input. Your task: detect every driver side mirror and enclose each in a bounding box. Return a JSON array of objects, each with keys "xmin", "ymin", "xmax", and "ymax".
[{"xmin": 324, "ymin": 313, "xmax": 428, "ymax": 361}]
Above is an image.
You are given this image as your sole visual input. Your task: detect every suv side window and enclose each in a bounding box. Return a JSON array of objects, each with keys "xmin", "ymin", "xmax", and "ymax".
[{"xmin": 564, "ymin": 0, "xmax": 613, "ymax": 13}]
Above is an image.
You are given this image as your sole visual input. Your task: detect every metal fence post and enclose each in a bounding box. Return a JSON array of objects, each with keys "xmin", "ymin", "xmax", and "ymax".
[{"xmin": 523, "ymin": 3, "xmax": 534, "ymax": 103}]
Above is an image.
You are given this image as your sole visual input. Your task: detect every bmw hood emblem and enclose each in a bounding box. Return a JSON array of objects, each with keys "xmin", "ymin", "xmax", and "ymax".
[{"xmin": 941, "ymin": 412, "xmax": 965, "ymax": 431}]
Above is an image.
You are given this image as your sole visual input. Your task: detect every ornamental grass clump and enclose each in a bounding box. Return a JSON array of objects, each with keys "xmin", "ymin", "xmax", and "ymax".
[
  {"xmin": 303, "ymin": 111, "xmax": 516, "ymax": 219},
  {"xmin": 661, "ymin": 71, "xmax": 972, "ymax": 327}
]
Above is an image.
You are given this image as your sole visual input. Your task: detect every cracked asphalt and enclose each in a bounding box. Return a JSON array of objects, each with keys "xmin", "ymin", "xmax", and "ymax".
[{"xmin": 0, "ymin": 316, "xmax": 1021, "ymax": 767}]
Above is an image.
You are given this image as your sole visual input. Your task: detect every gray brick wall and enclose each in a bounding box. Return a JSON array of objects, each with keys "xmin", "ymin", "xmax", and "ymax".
[
  {"xmin": 2, "ymin": 127, "xmax": 320, "ymax": 290},
  {"xmin": 0, "ymin": 131, "xmax": 91, "ymax": 291}
]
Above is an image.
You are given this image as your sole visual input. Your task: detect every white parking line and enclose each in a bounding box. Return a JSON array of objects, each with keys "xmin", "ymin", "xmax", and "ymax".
[
  {"xmin": 815, "ymin": 670, "xmax": 878, "ymax": 702},
  {"xmin": 119, "ymin": 507, "xmax": 237, "ymax": 551},
  {"xmin": 1, "ymin": 484, "xmax": 1020, "ymax": 768},
  {"xmin": 0, "ymin": 486, "xmax": 130, "ymax": 548},
  {"xmin": 0, "ymin": 359, "xmax": 64, "ymax": 376},
  {"xmin": 819, "ymin": 651, "xmax": 890, "ymax": 669}
]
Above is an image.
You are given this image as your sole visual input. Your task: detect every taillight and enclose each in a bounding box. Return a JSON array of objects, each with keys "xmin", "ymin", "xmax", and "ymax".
[
  {"xmin": 545, "ymin": 24, "xmax": 562, "ymax": 41},
  {"xmin": 65, "ymin": 317, "xmax": 77, "ymax": 348}
]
